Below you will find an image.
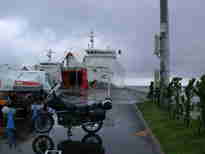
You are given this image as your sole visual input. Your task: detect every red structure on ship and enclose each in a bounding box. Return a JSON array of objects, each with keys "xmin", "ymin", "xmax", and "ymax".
[{"xmin": 61, "ymin": 52, "xmax": 88, "ymax": 90}]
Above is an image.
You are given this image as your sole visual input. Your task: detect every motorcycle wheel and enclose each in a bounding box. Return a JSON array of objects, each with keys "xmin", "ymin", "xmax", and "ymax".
[
  {"xmin": 81, "ymin": 134, "xmax": 103, "ymax": 145},
  {"xmin": 82, "ymin": 121, "xmax": 103, "ymax": 133},
  {"xmin": 32, "ymin": 135, "xmax": 55, "ymax": 154},
  {"xmin": 34, "ymin": 113, "xmax": 54, "ymax": 133}
]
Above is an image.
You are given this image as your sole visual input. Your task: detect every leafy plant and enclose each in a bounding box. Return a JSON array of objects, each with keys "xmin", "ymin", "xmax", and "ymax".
[
  {"xmin": 147, "ymin": 81, "xmax": 154, "ymax": 101},
  {"xmin": 165, "ymin": 80, "xmax": 175, "ymax": 119},
  {"xmin": 184, "ymin": 78, "xmax": 196, "ymax": 127},
  {"xmin": 172, "ymin": 77, "xmax": 183, "ymax": 120},
  {"xmin": 194, "ymin": 75, "xmax": 205, "ymax": 128}
]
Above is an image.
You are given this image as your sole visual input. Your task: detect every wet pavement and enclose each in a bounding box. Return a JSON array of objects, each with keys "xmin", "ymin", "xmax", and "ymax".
[{"xmin": 0, "ymin": 88, "xmax": 161, "ymax": 154}]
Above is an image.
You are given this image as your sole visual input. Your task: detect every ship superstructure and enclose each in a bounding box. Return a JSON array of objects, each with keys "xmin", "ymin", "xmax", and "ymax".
[
  {"xmin": 83, "ymin": 48, "xmax": 117, "ymax": 83},
  {"xmin": 82, "ymin": 31, "xmax": 122, "ymax": 86}
]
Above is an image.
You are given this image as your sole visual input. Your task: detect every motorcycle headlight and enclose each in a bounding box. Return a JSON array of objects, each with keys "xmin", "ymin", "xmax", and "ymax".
[{"xmin": 101, "ymin": 99, "xmax": 112, "ymax": 110}]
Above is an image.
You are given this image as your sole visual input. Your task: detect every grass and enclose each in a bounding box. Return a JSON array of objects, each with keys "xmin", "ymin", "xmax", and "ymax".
[{"xmin": 138, "ymin": 101, "xmax": 205, "ymax": 154}]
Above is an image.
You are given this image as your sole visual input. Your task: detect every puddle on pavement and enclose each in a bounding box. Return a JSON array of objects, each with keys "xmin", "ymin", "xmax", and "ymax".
[
  {"xmin": 32, "ymin": 133, "xmax": 105, "ymax": 154},
  {"xmin": 0, "ymin": 112, "xmax": 111, "ymax": 154},
  {"xmin": 0, "ymin": 127, "xmax": 106, "ymax": 154}
]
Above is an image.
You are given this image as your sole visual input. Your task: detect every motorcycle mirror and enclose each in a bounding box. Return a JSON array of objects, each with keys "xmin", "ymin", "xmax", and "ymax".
[{"xmin": 53, "ymin": 91, "xmax": 57, "ymax": 98}]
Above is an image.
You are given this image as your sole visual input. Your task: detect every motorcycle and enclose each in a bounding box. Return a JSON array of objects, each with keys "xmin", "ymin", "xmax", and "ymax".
[{"xmin": 34, "ymin": 93, "xmax": 112, "ymax": 134}]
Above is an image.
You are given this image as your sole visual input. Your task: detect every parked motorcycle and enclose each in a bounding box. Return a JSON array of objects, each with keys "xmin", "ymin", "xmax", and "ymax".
[{"xmin": 34, "ymin": 93, "xmax": 112, "ymax": 134}]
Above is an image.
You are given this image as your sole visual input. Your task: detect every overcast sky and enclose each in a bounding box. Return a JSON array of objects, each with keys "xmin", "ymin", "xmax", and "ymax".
[{"xmin": 0, "ymin": 0, "xmax": 205, "ymax": 83}]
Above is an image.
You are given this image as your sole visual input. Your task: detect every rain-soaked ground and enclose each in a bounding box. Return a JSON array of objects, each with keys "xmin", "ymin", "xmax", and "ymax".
[{"xmin": 0, "ymin": 88, "xmax": 161, "ymax": 154}]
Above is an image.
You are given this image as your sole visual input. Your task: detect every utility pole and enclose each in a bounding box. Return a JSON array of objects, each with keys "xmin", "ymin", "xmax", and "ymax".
[{"xmin": 160, "ymin": 0, "xmax": 170, "ymax": 104}]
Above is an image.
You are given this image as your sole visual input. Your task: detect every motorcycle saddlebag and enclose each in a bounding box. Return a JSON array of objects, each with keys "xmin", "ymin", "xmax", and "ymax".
[
  {"xmin": 57, "ymin": 112, "xmax": 73, "ymax": 126},
  {"xmin": 89, "ymin": 109, "xmax": 106, "ymax": 121}
]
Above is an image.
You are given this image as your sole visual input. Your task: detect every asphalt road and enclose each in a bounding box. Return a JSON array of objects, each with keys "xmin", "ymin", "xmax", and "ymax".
[{"xmin": 0, "ymin": 88, "xmax": 161, "ymax": 154}]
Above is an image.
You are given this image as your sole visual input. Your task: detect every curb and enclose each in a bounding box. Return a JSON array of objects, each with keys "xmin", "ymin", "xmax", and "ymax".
[{"xmin": 135, "ymin": 104, "xmax": 165, "ymax": 154}]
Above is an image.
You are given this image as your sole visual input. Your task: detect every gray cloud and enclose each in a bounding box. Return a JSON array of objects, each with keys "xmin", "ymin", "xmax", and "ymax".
[{"xmin": 0, "ymin": 0, "xmax": 205, "ymax": 80}]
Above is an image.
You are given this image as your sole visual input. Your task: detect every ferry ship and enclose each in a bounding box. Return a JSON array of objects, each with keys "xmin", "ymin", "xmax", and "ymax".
[{"xmin": 35, "ymin": 31, "xmax": 124, "ymax": 89}]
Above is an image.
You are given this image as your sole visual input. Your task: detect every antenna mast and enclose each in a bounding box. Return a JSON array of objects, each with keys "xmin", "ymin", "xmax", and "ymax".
[
  {"xmin": 46, "ymin": 48, "xmax": 55, "ymax": 62},
  {"xmin": 90, "ymin": 31, "xmax": 95, "ymax": 48}
]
